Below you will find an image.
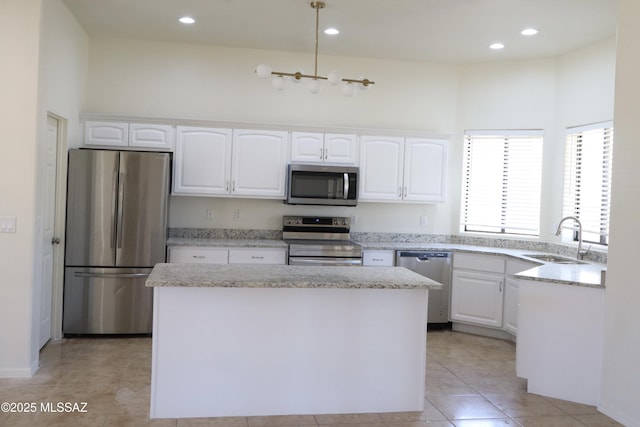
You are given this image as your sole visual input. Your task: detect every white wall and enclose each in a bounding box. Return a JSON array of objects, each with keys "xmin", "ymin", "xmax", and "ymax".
[
  {"xmin": 600, "ymin": 0, "xmax": 640, "ymax": 424},
  {"xmin": 85, "ymin": 38, "xmax": 616, "ymax": 237},
  {"xmin": 34, "ymin": 0, "xmax": 88, "ymax": 340},
  {"xmin": 0, "ymin": 0, "xmax": 41, "ymax": 376},
  {"xmin": 0, "ymin": 0, "xmax": 88, "ymax": 376}
]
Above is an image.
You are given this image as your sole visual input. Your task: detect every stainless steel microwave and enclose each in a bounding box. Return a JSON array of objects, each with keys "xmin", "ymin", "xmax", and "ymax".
[{"xmin": 286, "ymin": 164, "xmax": 358, "ymax": 206}]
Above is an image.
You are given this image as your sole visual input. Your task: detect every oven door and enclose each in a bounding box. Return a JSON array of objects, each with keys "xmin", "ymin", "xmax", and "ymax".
[
  {"xmin": 288, "ymin": 257, "xmax": 362, "ymax": 267},
  {"xmin": 287, "ymin": 164, "xmax": 358, "ymax": 206}
]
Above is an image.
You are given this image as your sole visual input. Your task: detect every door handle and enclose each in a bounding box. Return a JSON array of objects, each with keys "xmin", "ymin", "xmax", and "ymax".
[
  {"xmin": 51, "ymin": 237, "xmax": 61, "ymax": 245},
  {"xmin": 73, "ymin": 272, "xmax": 150, "ymax": 279}
]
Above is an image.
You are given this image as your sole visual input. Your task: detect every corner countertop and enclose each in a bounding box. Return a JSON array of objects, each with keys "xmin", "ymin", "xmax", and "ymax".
[{"xmin": 146, "ymin": 263, "xmax": 443, "ymax": 290}]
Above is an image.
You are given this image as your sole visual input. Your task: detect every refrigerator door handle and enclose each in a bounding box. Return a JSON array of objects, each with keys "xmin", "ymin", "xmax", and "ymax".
[
  {"xmin": 112, "ymin": 165, "xmax": 119, "ymax": 250},
  {"xmin": 73, "ymin": 272, "xmax": 150, "ymax": 279},
  {"xmin": 116, "ymin": 170, "xmax": 125, "ymax": 248}
]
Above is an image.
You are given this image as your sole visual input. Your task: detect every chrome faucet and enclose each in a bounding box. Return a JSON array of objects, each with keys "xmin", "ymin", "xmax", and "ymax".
[{"xmin": 555, "ymin": 216, "xmax": 587, "ymax": 260}]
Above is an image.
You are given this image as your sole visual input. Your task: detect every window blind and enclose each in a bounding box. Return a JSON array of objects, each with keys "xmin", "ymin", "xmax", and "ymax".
[
  {"xmin": 461, "ymin": 131, "xmax": 543, "ymax": 236},
  {"xmin": 562, "ymin": 123, "xmax": 613, "ymax": 245}
]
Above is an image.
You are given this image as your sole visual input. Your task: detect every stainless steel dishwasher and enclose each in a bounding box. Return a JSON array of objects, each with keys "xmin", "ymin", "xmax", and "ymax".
[{"xmin": 396, "ymin": 251, "xmax": 451, "ymax": 325}]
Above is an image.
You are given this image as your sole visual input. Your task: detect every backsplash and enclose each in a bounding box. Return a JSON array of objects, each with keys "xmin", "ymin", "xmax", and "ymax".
[{"xmin": 168, "ymin": 228, "xmax": 607, "ymax": 264}]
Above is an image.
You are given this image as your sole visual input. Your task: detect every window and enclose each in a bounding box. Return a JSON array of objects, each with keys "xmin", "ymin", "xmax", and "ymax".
[
  {"xmin": 562, "ymin": 122, "xmax": 614, "ymax": 245},
  {"xmin": 461, "ymin": 130, "xmax": 543, "ymax": 236}
]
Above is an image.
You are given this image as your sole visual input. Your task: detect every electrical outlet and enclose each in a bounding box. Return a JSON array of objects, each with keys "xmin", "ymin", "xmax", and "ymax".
[
  {"xmin": 420, "ymin": 215, "xmax": 428, "ymax": 226},
  {"xmin": 350, "ymin": 215, "xmax": 358, "ymax": 225},
  {"xmin": 233, "ymin": 209, "xmax": 241, "ymax": 221},
  {"xmin": 206, "ymin": 209, "xmax": 214, "ymax": 222}
]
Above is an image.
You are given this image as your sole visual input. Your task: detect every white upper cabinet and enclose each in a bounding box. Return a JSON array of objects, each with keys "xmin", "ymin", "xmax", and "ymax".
[
  {"xmin": 359, "ymin": 135, "xmax": 448, "ymax": 203},
  {"xmin": 84, "ymin": 121, "xmax": 174, "ymax": 151},
  {"xmin": 290, "ymin": 132, "xmax": 324, "ymax": 164},
  {"xmin": 129, "ymin": 123, "xmax": 175, "ymax": 151},
  {"xmin": 173, "ymin": 126, "xmax": 233, "ymax": 195},
  {"xmin": 359, "ymin": 135, "xmax": 405, "ymax": 201},
  {"xmin": 84, "ymin": 121, "xmax": 129, "ymax": 147},
  {"xmin": 291, "ymin": 132, "xmax": 358, "ymax": 165},
  {"xmin": 231, "ymin": 129, "xmax": 289, "ymax": 198},
  {"xmin": 403, "ymin": 138, "xmax": 448, "ymax": 202}
]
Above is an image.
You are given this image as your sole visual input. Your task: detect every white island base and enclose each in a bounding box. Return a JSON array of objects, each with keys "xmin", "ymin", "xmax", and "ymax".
[{"xmin": 150, "ymin": 284, "xmax": 429, "ymax": 419}]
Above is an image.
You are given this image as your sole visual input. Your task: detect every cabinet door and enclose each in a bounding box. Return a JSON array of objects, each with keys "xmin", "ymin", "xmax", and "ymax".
[
  {"xmin": 503, "ymin": 277, "xmax": 520, "ymax": 335},
  {"xmin": 359, "ymin": 136, "xmax": 404, "ymax": 201},
  {"xmin": 84, "ymin": 121, "xmax": 129, "ymax": 147},
  {"xmin": 291, "ymin": 132, "xmax": 324, "ymax": 164},
  {"xmin": 324, "ymin": 133, "xmax": 358, "ymax": 165},
  {"xmin": 168, "ymin": 247, "xmax": 229, "ymax": 264},
  {"xmin": 403, "ymin": 138, "xmax": 448, "ymax": 202},
  {"xmin": 231, "ymin": 129, "xmax": 289, "ymax": 198},
  {"xmin": 173, "ymin": 126, "xmax": 232, "ymax": 195},
  {"xmin": 451, "ymin": 270, "xmax": 504, "ymax": 328},
  {"xmin": 129, "ymin": 123, "xmax": 174, "ymax": 151}
]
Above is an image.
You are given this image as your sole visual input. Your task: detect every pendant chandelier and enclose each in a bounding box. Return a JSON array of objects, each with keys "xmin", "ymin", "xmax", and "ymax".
[{"xmin": 255, "ymin": 1, "xmax": 375, "ymax": 97}]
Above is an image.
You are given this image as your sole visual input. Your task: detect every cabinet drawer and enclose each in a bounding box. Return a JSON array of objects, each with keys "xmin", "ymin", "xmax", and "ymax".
[
  {"xmin": 168, "ymin": 247, "xmax": 228, "ymax": 264},
  {"xmin": 228, "ymin": 248, "xmax": 287, "ymax": 265},
  {"xmin": 362, "ymin": 250, "xmax": 395, "ymax": 267},
  {"xmin": 453, "ymin": 253, "xmax": 505, "ymax": 273}
]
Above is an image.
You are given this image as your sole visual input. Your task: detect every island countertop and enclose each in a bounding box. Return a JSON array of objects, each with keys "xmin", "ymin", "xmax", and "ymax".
[{"xmin": 146, "ymin": 263, "xmax": 443, "ymax": 290}]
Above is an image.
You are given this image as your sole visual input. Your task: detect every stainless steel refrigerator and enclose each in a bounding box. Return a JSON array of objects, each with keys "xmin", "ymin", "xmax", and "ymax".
[{"xmin": 63, "ymin": 149, "xmax": 170, "ymax": 335}]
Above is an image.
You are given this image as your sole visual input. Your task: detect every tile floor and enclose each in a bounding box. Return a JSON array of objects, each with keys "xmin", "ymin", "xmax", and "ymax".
[{"xmin": 0, "ymin": 330, "xmax": 622, "ymax": 427}]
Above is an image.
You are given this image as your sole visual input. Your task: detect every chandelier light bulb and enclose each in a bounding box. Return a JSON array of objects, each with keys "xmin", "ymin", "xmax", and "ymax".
[
  {"xmin": 327, "ymin": 71, "xmax": 341, "ymax": 86},
  {"xmin": 309, "ymin": 79, "xmax": 321, "ymax": 94},
  {"xmin": 256, "ymin": 64, "xmax": 272, "ymax": 79},
  {"xmin": 272, "ymin": 76, "xmax": 286, "ymax": 91},
  {"xmin": 341, "ymin": 82, "xmax": 356, "ymax": 97}
]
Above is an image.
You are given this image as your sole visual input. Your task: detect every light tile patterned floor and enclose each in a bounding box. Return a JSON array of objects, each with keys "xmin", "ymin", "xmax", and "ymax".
[{"xmin": 0, "ymin": 330, "xmax": 622, "ymax": 426}]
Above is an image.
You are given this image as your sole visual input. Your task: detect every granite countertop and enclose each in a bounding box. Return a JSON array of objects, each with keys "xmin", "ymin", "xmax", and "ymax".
[
  {"xmin": 167, "ymin": 237, "xmax": 288, "ymax": 249},
  {"xmin": 360, "ymin": 242, "xmax": 606, "ymax": 288},
  {"xmin": 164, "ymin": 237, "xmax": 606, "ymax": 288},
  {"xmin": 146, "ymin": 263, "xmax": 443, "ymax": 290}
]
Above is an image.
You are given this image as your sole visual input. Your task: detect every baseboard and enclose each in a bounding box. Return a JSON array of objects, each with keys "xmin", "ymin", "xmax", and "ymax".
[
  {"xmin": 0, "ymin": 367, "xmax": 35, "ymax": 378},
  {"xmin": 597, "ymin": 401, "xmax": 638, "ymax": 427}
]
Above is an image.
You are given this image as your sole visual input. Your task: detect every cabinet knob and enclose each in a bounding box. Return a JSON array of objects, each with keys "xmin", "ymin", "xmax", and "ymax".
[{"xmin": 51, "ymin": 237, "xmax": 61, "ymax": 245}]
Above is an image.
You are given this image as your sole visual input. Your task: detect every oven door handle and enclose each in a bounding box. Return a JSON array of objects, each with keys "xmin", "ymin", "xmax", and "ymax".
[
  {"xmin": 289, "ymin": 258, "xmax": 362, "ymax": 267},
  {"xmin": 343, "ymin": 173, "xmax": 349, "ymax": 200}
]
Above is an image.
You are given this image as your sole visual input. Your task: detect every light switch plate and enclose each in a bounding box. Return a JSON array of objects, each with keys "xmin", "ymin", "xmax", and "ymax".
[{"xmin": 0, "ymin": 216, "xmax": 17, "ymax": 233}]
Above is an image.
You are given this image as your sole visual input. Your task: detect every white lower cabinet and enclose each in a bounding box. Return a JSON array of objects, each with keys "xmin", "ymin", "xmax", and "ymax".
[
  {"xmin": 168, "ymin": 247, "xmax": 229, "ymax": 264},
  {"xmin": 503, "ymin": 277, "xmax": 520, "ymax": 335},
  {"xmin": 168, "ymin": 246, "xmax": 286, "ymax": 265},
  {"xmin": 451, "ymin": 270, "xmax": 504, "ymax": 328},
  {"xmin": 503, "ymin": 259, "xmax": 538, "ymax": 336},
  {"xmin": 228, "ymin": 248, "xmax": 287, "ymax": 265},
  {"xmin": 362, "ymin": 250, "xmax": 395, "ymax": 267},
  {"xmin": 450, "ymin": 253, "xmax": 506, "ymax": 329}
]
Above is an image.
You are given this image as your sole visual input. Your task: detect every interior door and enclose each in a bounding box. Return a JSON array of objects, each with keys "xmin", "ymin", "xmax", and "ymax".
[
  {"xmin": 39, "ymin": 116, "xmax": 58, "ymax": 348},
  {"xmin": 116, "ymin": 152, "xmax": 170, "ymax": 267}
]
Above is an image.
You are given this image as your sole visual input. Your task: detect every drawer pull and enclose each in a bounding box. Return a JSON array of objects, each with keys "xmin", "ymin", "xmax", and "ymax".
[
  {"xmin": 192, "ymin": 255, "xmax": 205, "ymax": 259},
  {"xmin": 251, "ymin": 256, "xmax": 264, "ymax": 259},
  {"xmin": 372, "ymin": 258, "xmax": 383, "ymax": 262}
]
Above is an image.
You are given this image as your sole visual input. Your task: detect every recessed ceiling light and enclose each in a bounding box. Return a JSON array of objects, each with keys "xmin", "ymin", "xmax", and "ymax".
[
  {"xmin": 490, "ymin": 43, "xmax": 505, "ymax": 50},
  {"xmin": 324, "ymin": 28, "xmax": 340, "ymax": 35},
  {"xmin": 179, "ymin": 16, "xmax": 195, "ymax": 24},
  {"xmin": 521, "ymin": 28, "xmax": 539, "ymax": 36}
]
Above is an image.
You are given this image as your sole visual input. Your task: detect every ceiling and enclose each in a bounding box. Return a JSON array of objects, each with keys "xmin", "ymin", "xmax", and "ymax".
[{"xmin": 61, "ymin": 0, "xmax": 618, "ymax": 65}]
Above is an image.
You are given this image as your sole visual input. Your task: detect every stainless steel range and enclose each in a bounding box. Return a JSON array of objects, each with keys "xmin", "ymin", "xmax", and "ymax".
[{"xmin": 283, "ymin": 216, "xmax": 362, "ymax": 266}]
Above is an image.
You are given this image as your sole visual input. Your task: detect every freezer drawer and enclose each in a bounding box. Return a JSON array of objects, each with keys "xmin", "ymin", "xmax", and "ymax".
[{"xmin": 63, "ymin": 267, "xmax": 153, "ymax": 334}]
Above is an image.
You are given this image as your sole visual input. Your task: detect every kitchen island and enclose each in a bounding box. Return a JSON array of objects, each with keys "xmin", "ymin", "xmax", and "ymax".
[{"xmin": 146, "ymin": 263, "xmax": 442, "ymax": 419}]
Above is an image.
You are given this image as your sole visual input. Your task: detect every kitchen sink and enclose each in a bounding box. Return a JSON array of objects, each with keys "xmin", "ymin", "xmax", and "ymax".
[{"xmin": 523, "ymin": 254, "xmax": 587, "ymax": 264}]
